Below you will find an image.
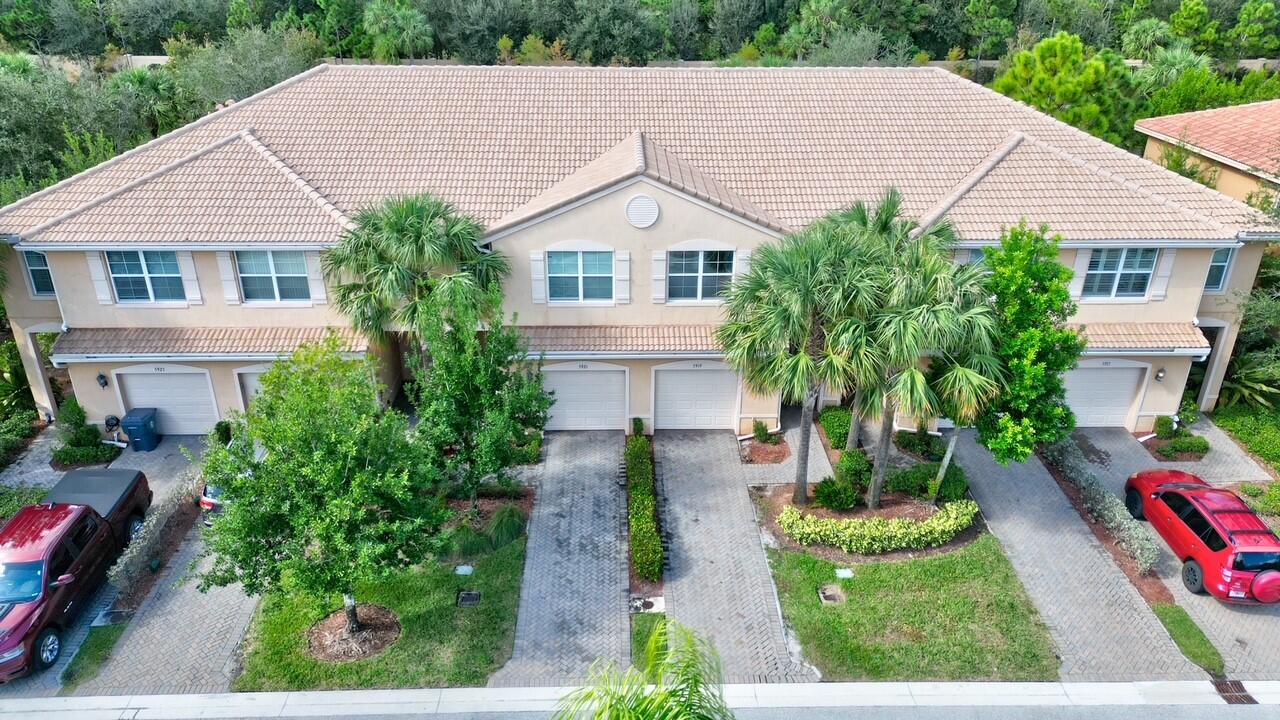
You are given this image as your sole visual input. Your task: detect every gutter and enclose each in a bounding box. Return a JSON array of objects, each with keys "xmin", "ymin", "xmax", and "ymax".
[
  {"xmin": 50, "ymin": 351, "xmax": 366, "ymax": 367},
  {"xmin": 1082, "ymin": 347, "xmax": 1209, "ymax": 360}
]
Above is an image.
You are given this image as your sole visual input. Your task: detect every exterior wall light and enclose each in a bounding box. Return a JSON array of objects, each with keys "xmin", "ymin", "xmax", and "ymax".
[
  {"xmin": 1155, "ymin": 368, "xmax": 1166, "ymax": 382},
  {"xmin": 97, "ymin": 373, "xmax": 109, "ymax": 388}
]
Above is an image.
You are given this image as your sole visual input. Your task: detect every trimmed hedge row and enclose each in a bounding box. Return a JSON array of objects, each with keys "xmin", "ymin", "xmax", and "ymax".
[
  {"xmin": 1041, "ymin": 440, "xmax": 1160, "ymax": 573},
  {"xmin": 1157, "ymin": 434, "xmax": 1210, "ymax": 458},
  {"xmin": 108, "ymin": 469, "xmax": 203, "ymax": 596},
  {"xmin": 886, "ymin": 462, "xmax": 970, "ymax": 503},
  {"xmin": 778, "ymin": 500, "xmax": 980, "ymax": 555},
  {"xmin": 817, "ymin": 406, "xmax": 851, "ymax": 446},
  {"xmin": 626, "ymin": 434, "xmax": 663, "ymax": 582}
]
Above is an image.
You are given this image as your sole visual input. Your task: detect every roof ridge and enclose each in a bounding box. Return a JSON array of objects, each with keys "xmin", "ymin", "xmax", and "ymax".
[
  {"xmin": 916, "ymin": 131, "xmax": 1025, "ymax": 233},
  {"xmin": 631, "ymin": 130, "xmax": 647, "ymax": 173},
  {"xmin": 237, "ymin": 129, "xmax": 354, "ymax": 231},
  {"xmin": 0, "ymin": 64, "xmax": 330, "ymax": 225},
  {"xmin": 323, "ymin": 63, "xmax": 940, "ymax": 73},
  {"xmin": 1136, "ymin": 97, "xmax": 1280, "ymax": 126}
]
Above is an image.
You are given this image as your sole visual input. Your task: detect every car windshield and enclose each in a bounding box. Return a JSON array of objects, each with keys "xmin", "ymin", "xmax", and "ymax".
[
  {"xmin": 203, "ymin": 485, "xmax": 224, "ymax": 500},
  {"xmin": 0, "ymin": 561, "xmax": 44, "ymax": 604},
  {"xmin": 1235, "ymin": 552, "xmax": 1280, "ymax": 573}
]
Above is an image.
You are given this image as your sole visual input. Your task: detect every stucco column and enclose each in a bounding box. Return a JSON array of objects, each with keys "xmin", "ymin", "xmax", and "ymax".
[
  {"xmin": 9, "ymin": 321, "xmax": 58, "ymax": 420},
  {"xmin": 1198, "ymin": 321, "xmax": 1239, "ymax": 412}
]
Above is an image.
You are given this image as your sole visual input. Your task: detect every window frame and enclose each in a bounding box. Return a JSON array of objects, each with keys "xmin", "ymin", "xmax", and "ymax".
[
  {"xmin": 1081, "ymin": 247, "xmax": 1160, "ymax": 299},
  {"xmin": 235, "ymin": 250, "xmax": 312, "ymax": 303},
  {"xmin": 104, "ymin": 250, "xmax": 186, "ymax": 303},
  {"xmin": 546, "ymin": 250, "xmax": 614, "ymax": 304},
  {"xmin": 666, "ymin": 249, "xmax": 735, "ymax": 302},
  {"xmin": 1203, "ymin": 247, "xmax": 1234, "ymax": 292},
  {"xmin": 22, "ymin": 251, "xmax": 55, "ymax": 297}
]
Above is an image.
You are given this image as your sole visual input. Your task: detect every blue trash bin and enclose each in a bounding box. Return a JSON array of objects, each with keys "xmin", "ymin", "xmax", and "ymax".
[{"xmin": 121, "ymin": 408, "xmax": 161, "ymax": 452}]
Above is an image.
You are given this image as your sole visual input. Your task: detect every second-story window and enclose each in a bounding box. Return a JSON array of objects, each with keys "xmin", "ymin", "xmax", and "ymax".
[
  {"xmin": 1204, "ymin": 248, "xmax": 1233, "ymax": 291},
  {"xmin": 547, "ymin": 250, "xmax": 613, "ymax": 302},
  {"xmin": 668, "ymin": 250, "xmax": 734, "ymax": 301},
  {"xmin": 22, "ymin": 251, "xmax": 54, "ymax": 296},
  {"xmin": 236, "ymin": 251, "xmax": 311, "ymax": 301},
  {"xmin": 106, "ymin": 250, "xmax": 185, "ymax": 302},
  {"xmin": 1082, "ymin": 248, "xmax": 1158, "ymax": 298}
]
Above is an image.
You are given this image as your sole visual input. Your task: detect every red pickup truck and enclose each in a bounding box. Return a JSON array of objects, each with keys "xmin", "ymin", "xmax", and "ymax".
[{"xmin": 0, "ymin": 468, "xmax": 152, "ymax": 681}]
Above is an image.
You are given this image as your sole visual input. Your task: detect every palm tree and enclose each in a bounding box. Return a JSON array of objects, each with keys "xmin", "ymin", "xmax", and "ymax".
[
  {"xmin": 322, "ymin": 193, "xmax": 509, "ymax": 348},
  {"xmin": 717, "ymin": 231, "xmax": 876, "ymax": 505},
  {"xmin": 554, "ymin": 620, "xmax": 735, "ymax": 720},
  {"xmin": 831, "ymin": 190, "xmax": 1001, "ymax": 509}
]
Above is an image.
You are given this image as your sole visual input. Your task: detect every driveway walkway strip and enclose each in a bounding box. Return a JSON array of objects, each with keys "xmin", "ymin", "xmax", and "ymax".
[
  {"xmin": 658, "ymin": 430, "xmax": 815, "ymax": 683},
  {"xmin": 489, "ymin": 432, "xmax": 629, "ymax": 687},
  {"xmin": 953, "ymin": 432, "xmax": 1203, "ymax": 681}
]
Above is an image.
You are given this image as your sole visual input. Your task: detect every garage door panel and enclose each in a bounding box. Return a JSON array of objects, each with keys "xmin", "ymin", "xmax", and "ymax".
[
  {"xmin": 1064, "ymin": 367, "xmax": 1143, "ymax": 427},
  {"xmin": 655, "ymin": 369, "xmax": 738, "ymax": 430},
  {"xmin": 239, "ymin": 372, "xmax": 265, "ymax": 407},
  {"xmin": 119, "ymin": 372, "xmax": 219, "ymax": 435},
  {"xmin": 543, "ymin": 369, "xmax": 626, "ymax": 431}
]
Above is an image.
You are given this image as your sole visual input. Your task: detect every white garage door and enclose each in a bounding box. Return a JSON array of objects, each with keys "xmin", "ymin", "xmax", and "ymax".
[
  {"xmin": 543, "ymin": 369, "xmax": 626, "ymax": 431},
  {"xmin": 654, "ymin": 369, "xmax": 738, "ymax": 430},
  {"xmin": 119, "ymin": 371, "xmax": 219, "ymax": 435},
  {"xmin": 239, "ymin": 372, "xmax": 265, "ymax": 408},
  {"xmin": 1064, "ymin": 367, "xmax": 1143, "ymax": 427}
]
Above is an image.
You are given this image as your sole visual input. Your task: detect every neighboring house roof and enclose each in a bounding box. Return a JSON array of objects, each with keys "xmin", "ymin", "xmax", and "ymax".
[
  {"xmin": 520, "ymin": 325, "xmax": 719, "ymax": 354},
  {"xmin": 1, "ymin": 65, "xmax": 1271, "ymax": 247},
  {"xmin": 1072, "ymin": 322, "xmax": 1209, "ymax": 353},
  {"xmin": 50, "ymin": 326, "xmax": 367, "ymax": 359},
  {"xmin": 1136, "ymin": 100, "xmax": 1280, "ymax": 184}
]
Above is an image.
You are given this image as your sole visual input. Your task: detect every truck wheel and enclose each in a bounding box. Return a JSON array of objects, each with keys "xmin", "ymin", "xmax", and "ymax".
[
  {"xmin": 34, "ymin": 628, "xmax": 61, "ymax": 669},
  {"xmin": 127, "ymin": 515, "xmax": 145, "ymax": 544},
  {"xmin": 1182, "ymin": 560, "xmax": 1206, "ymax": 595},
  {"xmin": 1125, "ymin": 489, "xmax": 1144, "ymax": 520}
]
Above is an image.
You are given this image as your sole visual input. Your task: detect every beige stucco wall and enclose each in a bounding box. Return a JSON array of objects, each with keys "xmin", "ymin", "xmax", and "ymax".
[
  {"xmin": 493, "ymin": 179, "xmax": 778, "ymax": 327},
  {"xmin": 1143, "ymin": 137, "xmax": 1270, "ymax": 204},
  {"xmin": 1062, "ymin": 247, "xmax": 1211, "ymax": 326},
  {"xmin": 1, "ymin": 247, "xmax": 64, "ymax": 418}
]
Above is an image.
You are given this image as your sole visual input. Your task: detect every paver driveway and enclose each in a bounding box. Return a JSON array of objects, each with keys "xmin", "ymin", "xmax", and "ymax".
[
  {"xmin": 1074, "ymin": 430, "xmax": 1280, "ymax": 680},
  {"xmin": 658, "ymin": 431, "xmax": 815, "ymax": 683},
  {"xmin": 489, "ymin": 432, "xmax": 629, "ymax": 687},
  {"xmin": 953, "ymin": 432, "xmax": 1203, "ymax": 681}
]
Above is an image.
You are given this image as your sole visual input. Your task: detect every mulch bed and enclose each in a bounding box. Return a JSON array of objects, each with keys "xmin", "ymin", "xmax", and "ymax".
[
  {"xmin": 114, "ymin": 499, "xmax": 201, "ymax": 611},
  {"xmin": 306, "ymin": 603, "xmax": 402, "ymax": 663},
  {"xmin": 1133, "ymin": 432, "xmax": 1208, "ymax": 463},
  {"xmin": 812, "ymin": 421, "xmax": 845, "ymax": 468},
  {"xmin": 1038, "ymin": 451, "xmax": 1174, "ymax": 605},
  {"xmin": 630, "ymin": 558, "xmax": 663, "ymax": 598},
  {"xmin": 740, "ymin": 438, "xmax": 791, "ymax": 464},
  {"xmin": 752, "ymin": 483, "xmax": 982, "ymax": 565},
  {"xmin": 445, "ymin": 487, "xmax": 536, "ymax": 528}
]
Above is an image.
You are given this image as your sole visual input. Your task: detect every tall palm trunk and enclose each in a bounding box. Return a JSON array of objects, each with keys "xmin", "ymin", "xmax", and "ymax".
[
  {"xmin": 867, "ymin": 395, "xmax": 895, "ymax": 509},
  {"xmin": 843, "ymin": 386, "xmax": 863, "ymax": 451},
  {"xmin": 793, "ymin": 385, "xmax": 820, "ymax": 505}
]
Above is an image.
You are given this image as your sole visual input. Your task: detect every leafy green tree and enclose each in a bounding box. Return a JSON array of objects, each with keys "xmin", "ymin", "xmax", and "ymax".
[
  {"xmin": 975, "ymin": 223, "xmax": 1084, "ymax": 464},
  {"xmin": 847, "ymin": 0, "xmax": 932, "ymax": 47},
  {"xmin": 363, "ymin": 0, "xmax": 433, "ymax": 61},
  {"xmin": 1135, "ymin": 45, "xmax": 1211, "ymax": 92},
  {"xmin": 993, "ymin": 32, "xmax": 1142, "ymax": 149},
  {"xmin": 807, "ymin": 26, "xmax": 890, "ymax": 65},
  {"xmin": 965, "ymin": 0, "xmax": 1015, "ymax": 60},
  {"xmin": 1170, "ymin": 0, "xmax": 1219, "ymax": 54},
  {"xmin": 568, "ymin": 0, "xmax": 660, "ymax": 65},
  {"xmin": 524, "ymin": 0, "xmax": 576, "ymax": 42},
  {"xmin": 712, "ymin": 0, "xmax": 762, "ymax": 54},
  {"xmin": 226, "ymin": 0, "xmax": 256, "ymax": 30},
  {"xmin": 555, "ymin": 620, "xmax": 734, "ymax": 719},
  {"xmin": 442, "ymin": 0, "xmax": 527, "ymax": 63},
  {"xmin": 108, "ymin": 67, "xmax": 179, "ymax": 136},
  {"xmin": 778, "ymin": 0, "xmax": 851, "ymax": 58},
  {"xmin": 321, "ymin": 193, "xmax": 510, "ymax": 347},
  {"xmin": 309, "ymin": 0, "xmax": 370, "ymax": 57},
  {"xmin": 1148, "ymin": 66, "xmax": 1280, "ymax": 116},
  {"xmin": 669, "ymin": 0, "xmax": 702, "ymax": 59},
  {"xmin": 198, "ymin": 338, "xmax": 450, "ymax": 635},
  {"xmin": 0, "ymin": 0, "xmax": 49, "ymax": 51},
  {"xmin": 1230, "ymin": 0, "xmax": 1280, "ymax": 58},
  {"xmin": 44, "ymin": 0, "xmax": 111, "ymax": 56},
  {"xmin": 1120, "ymin": 16, "xmax": 1173, "ymax": 60}
]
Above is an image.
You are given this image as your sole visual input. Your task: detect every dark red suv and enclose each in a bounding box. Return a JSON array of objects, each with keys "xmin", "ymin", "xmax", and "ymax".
[{"xmin": 1126, "ymin": 469, "xmax": 1280, "ymax": 604}]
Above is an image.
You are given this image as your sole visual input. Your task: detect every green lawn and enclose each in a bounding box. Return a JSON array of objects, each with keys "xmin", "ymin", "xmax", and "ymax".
[
  {"xmin": 235, "ymin": 539, "xmax": 526, "ymax": 690},
  {"xmin": 1213, "ymin": 404, "xmax": 1280, "ymax": 473},
  {"xmin": 1153, "ymin": 603, "xmax": 1225, "ymax": 677},
  {"xmin": 630, "ymin": 612, "xmax": 663, "ymax": 669},
  {"xmin": 59, "ymin": 624, "xmax": 125, "ymax": 695},
  {"xmin": 769, "ymin": 534, "xmax": 1058, "ymax": 681},
  {"xmin": 0, "ymin": 485, "xmax": 46, "ymax": 523}
]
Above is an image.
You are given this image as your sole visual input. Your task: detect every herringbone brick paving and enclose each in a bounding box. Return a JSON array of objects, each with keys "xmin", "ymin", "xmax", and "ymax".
[{"xmin": 489, "ymin": 432, "xmax": 629, "ymax": 687}]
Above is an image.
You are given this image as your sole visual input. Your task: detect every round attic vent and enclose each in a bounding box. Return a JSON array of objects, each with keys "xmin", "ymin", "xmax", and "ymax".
[{"xmin": 625, "ymin": 194, "xmax": 660, "ymax": 228}]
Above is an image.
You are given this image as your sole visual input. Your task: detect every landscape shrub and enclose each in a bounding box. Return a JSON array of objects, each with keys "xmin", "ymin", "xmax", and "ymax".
[
  {"xmin": 632, "ymin": 416, "xmax": 645, "ymax": 436},
  {"xmin": 107, "ymin": 469, "xmax": 203, "ymax": 596},
  {"xmin": 1179, "ymin": 395, "xmax": 1200, "ymax": 424},
  {"xmin": 814, "ymin": 476, "xmax": 860, "ymax": 511},
  {"xmin": 777, "ymin": 500, "xmax": 980, "ymax": 555},
  {"xmin": 885, "ymin": 462, "xmax": 970, "ymax": 502},
  {"xmin": 52, "ymin": 444, "xmax": 122, "ymax": 466},
  {"xmin": 818, "ymin": 406, "xmax": 851, "ymax": 446},
  {"xmin": 1157, "ymin": 434, "xmax": 1211, "ymax": 458},
  {"xmin": 0, "ymin": 410, "xmax": 38, "ymax": 439},
  {"xmin": 448, "ymin": 504, "xmax": 527, "ymax": 558},
  {"xmin": 1240, "ymin": 483, "xmax": 1265, "ymax": 498},
  {"xmin": 626, "ymin": 434, "xmax": 663, "ymax": 581},
  {"xmin": 753, "ymin": 419, "xmax": 779, "ymax": 445},
  {"xmin": 894, "ymin": 428, "xmax": 944, "ymax": 460},
  {"xmin": 1213, "ymin": 405, "xmax": 1280, "ymax": 471},
  {"xmin": 514, "ymin": 433, "xmax": 542, "ymax": 464},
  {"xmin": 835, "ymin": 450, "xmax": 872, "ymax": 494},
  {"xmin": 1154, "ymin": 415, "xmax": 1178, "ymax": 439},
  {"xmin": 52, "ymin": 397, "xmax": 121, "ymax": 467},
  {"xmin": 1041, "ymin": 440, "xmax": 1160, "ymax": 573}
]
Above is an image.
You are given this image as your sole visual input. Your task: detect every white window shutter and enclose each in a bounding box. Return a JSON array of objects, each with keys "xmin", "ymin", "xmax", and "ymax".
[
  {"xmin": 733, "ymin": 248, "xmax": 752, "ymax": 278},
  {"xmin": 614, "ymin": 251, "xmax": 631, "ymax": 304},
  {"xmin": 1150, "ymin": 249, "xmax": 1175, "ymax": 300},
  {"xmin": 305, "ymin": 251, "xmax": 327, "ymax": 304},
  {"xmin": 1069, "ymin": 250, "xmax": 1091, "ymax": 300},
  {"xmin": 216, "ymin": 251, "xmax": 241, "ymax": 305},
  {"xmin": 85, "ymin": 252, "xmax": 113, "ymax": 304},
  {"xmin": 177, "ymin": 251, "xmax": 202, "ymax": 305},
  {"xmin": 651, "ymin": 250, "xmax": 667, "ymax": 304},
  {"xmin": 529, "ymin": 251, "xmax": 546, "ymax": 304}
]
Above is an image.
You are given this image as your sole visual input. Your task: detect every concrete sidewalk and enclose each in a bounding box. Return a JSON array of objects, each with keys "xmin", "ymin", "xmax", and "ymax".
[{"xmin": 0, "ymin": 680, "xmax": 1275, "ymax": 719}]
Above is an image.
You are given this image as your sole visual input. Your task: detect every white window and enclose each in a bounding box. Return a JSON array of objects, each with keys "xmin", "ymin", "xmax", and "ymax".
[
  {"xmin": 1204, "ymin": 248, "xmax": 1233, "ymax": 291},
  {"xmin": 105, "ymin": 250, "xmax": 185, "ymax": 302},
  {"xmin": 22, "ymin": 251, "xmax": 54, "ymax": 296},
  {"xmin": 547, "ymin": 251, "xmax": 613, "ymax": 302},
  {"xmin": 1081, "ymin": 248, "xmax": 1159, "ymax": 298},
  {"xmin": 236, "ymin": 251, "xmax": 311, "ymax": 301},
  {"xmin": 667, "ymin": 250, "xmax": 734, "ymax": 300}
]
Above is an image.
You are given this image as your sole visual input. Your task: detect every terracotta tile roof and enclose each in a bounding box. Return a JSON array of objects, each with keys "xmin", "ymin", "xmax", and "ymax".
[
  {"xmin": 1136, "ymin": 100, "xmax": 1280, "ymax": 181},
  {"xmin": 1072, "ymin": 322, "xmax": 1209, "ymax": 352},
  {"xmin": 519, "ymin": 325, "xmax": 719, "ymax": 353},
  {"xmin": 1, "ymin": 65, "xmax": 1270, "ymax": 246},
  {"xmin": 51, "ymin": 326, "xmax": 367, "ymax": 357}
]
